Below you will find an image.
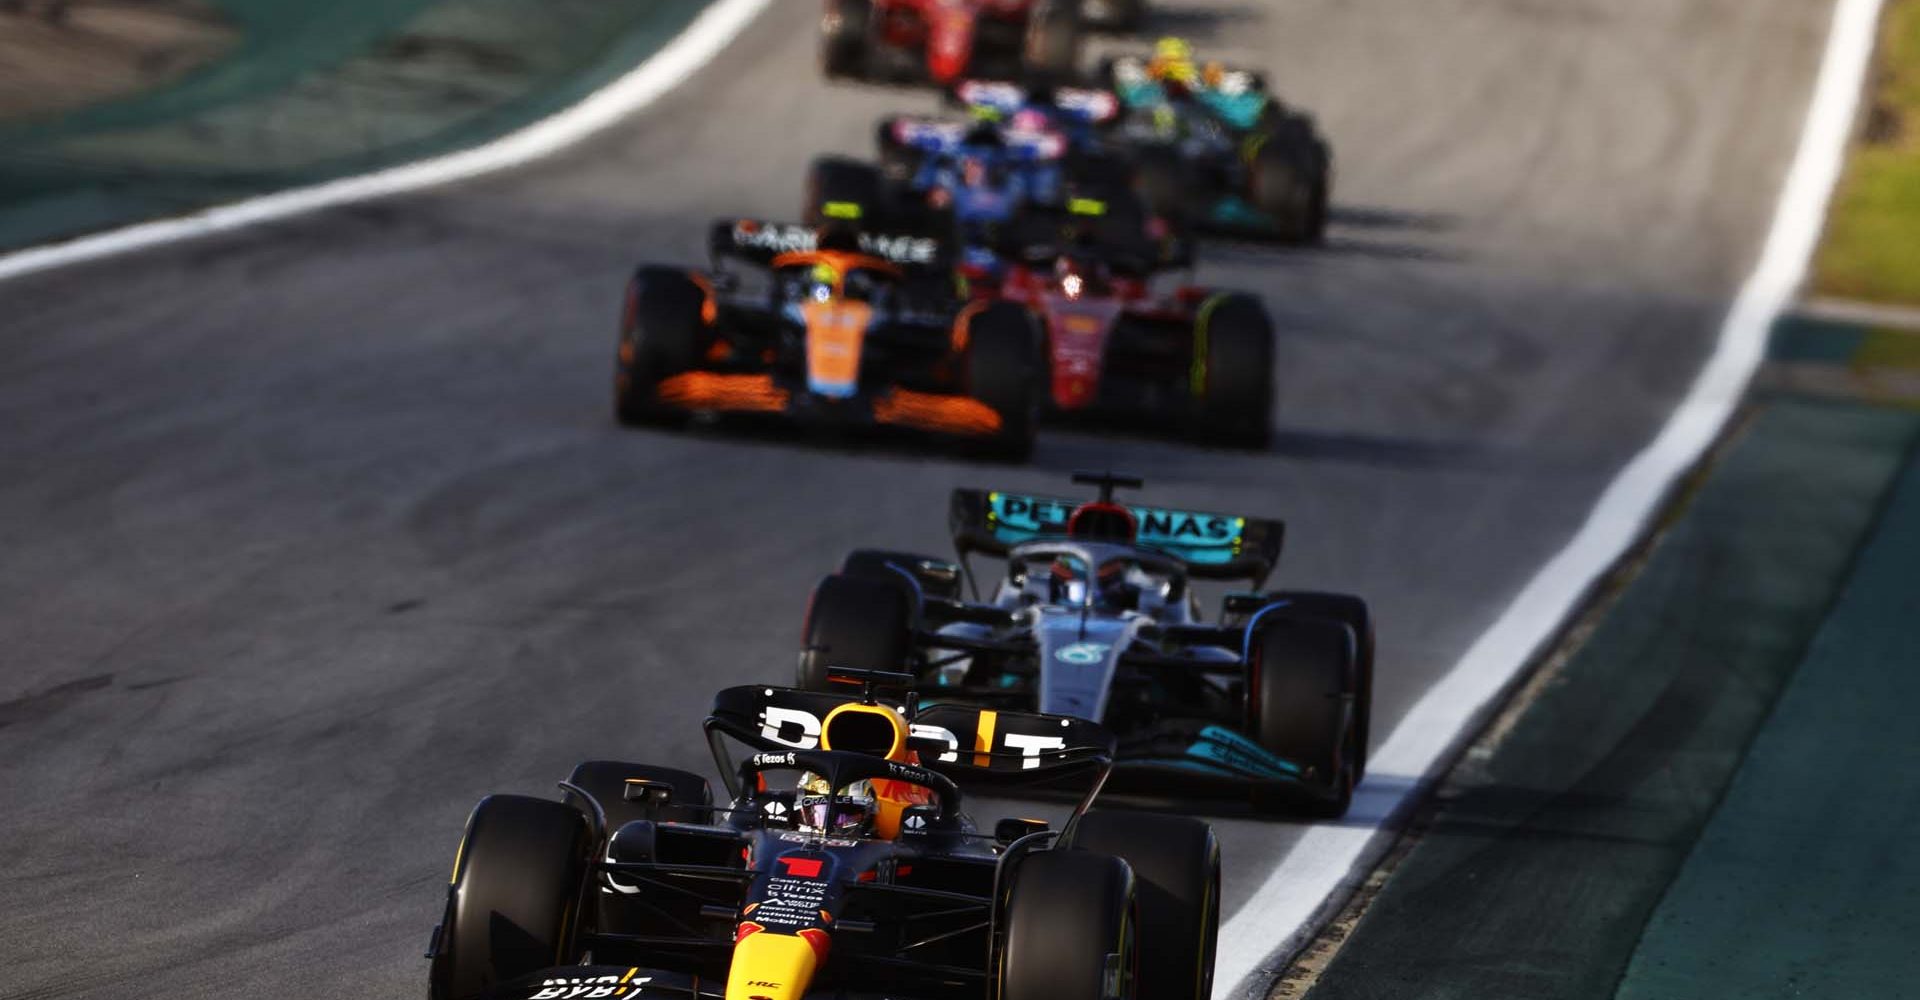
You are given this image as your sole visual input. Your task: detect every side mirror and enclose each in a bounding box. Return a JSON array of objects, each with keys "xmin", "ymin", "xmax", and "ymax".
[
  {"xmin": 995, "ymin": 817, "xmax": 1050, "ymax": 845},
  {"xmin": 623, "ymin": 778, "xmax": 675, "ymax": 807}
]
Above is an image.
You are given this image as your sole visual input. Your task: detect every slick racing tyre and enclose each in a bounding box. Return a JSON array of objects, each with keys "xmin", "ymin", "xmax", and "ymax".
[
  {"xmin": 1070, "ymin": 812, "xmax": 1220, "ymax": 1000},
  {"xmin": 1249, "ymin": 127, "xmax": 1326, "ymax": 244},
  {"xmin": 430, "ymin": 795, "xmax": 590, "ymax": 1000},
  {"xmin": 804, "ymin": 155, "xmax": 886, "ymax": 228},
  {"xmin": 797, "ymin": 573, "xmax": 915, "ymax": 689},
  {"xmin": 1260, "ymin": 592, "xmax": 1374, "ymax": 780},
  {"xmin": 1247, "ymin": 614, "xmax": 1361, "ymax": 817},
  {"xmin": 1193, "ymin": 294, "xmax": 1275, "ymax": 447},
  {"xmin": 1000, "ymin": 850, "xmax": 1138, "ymax": 1000},
  {"xmin": 614, "ymin": 267, "xmax": 709, "ymax": 427},
  {"xmin": 841, "ymin": 549, "xmax": 962, "ymax": 603},
  {"xmin": 1023, "ymin": 0, "xmax": 1083, "ymax": 84},
  {"xmin": 963, "ymin": 303, "xmax": 1043, "ymax": 461},
  {"xmin": 821, "ymin": 0, "xmax": 872, "ymax": 79}
]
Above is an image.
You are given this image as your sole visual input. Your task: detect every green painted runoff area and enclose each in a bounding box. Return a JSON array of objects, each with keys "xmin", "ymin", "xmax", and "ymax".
[
  {"xmin": 0, "ymin": 0, "xmax": 714, "ymax": 252},
  {"xmin": 1302, "ymin": 398, "xmax": 1920, "ymax": 1000},
  {"xmin": 1614, "ymin": 440, "xmax": 1920, "ymax": 999},
  {"xmin": 1814, "ymin": 0, "xmax": 1920, "ymax": 305}
]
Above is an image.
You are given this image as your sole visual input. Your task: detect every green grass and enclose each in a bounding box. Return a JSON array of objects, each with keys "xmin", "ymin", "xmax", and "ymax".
[{"xmin": 1815, "ymin": 0, "xmax": 1920, "ymax": 304}]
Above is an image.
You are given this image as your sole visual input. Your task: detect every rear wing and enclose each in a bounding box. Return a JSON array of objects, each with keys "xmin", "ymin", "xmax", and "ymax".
[
  {"xmin": 952, "ymin": 79, "xmax": 1122, "ymax": 125},
  {"xmin": 883, "ymin": 115, "xmax": 1066, "ymax": 161},
  {"xmin": 949, "ymin": 488, "xmax": 1283, "ymax": 586},
  {"xmin": 704, "ymin": 684, "xmax": 1116, "ymax": 791},
  {"xmin": 707, "ymin": 219, "xmax": 952, "ymax": 273}
]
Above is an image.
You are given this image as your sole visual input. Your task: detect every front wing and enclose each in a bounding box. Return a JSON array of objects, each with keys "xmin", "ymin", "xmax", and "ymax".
[{"xmin": 651, "ymin": 372, "xmax": 1005, "ymax": 439}]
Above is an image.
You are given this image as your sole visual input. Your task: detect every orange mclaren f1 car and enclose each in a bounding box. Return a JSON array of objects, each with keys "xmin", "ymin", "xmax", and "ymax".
[{"xmin": 614, "ymin": 221, "xmax": 1043, "ymax": 458}]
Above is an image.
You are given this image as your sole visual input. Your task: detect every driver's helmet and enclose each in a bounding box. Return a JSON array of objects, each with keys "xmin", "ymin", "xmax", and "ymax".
[
  {"xmin": 796, "ymin": 773, "xmax": 876, "ymax": 837},
  {"xmin": 803, "ymin": 261, "xmax": 840, "ymax": 302},
  {"xmin": 1049, "ymin": 556, "xmax": 1088, "ymax": 605},
  {"xmin": 1150, "ymin": 37, "xmax": 1199, "ymax": 89}
]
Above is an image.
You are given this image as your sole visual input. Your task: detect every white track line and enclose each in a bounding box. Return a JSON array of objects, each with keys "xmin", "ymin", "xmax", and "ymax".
[
  {"xmin": 0, "ymin": 0, "xmax": 774, "ymax": 286},
  {"xmin": 1213, "ymin": 0, "xmax": 1888, "ymax": 995}
]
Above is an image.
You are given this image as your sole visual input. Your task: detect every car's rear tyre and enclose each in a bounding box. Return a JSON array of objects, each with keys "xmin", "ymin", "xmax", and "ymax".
[
  {"xmin": 1070, "ymin": 812, "xmax": 1220, "ymax": 1000},
  {"xmin": 1023, "ymin": 0, "xmax": 1082, "ymax": 84},
  {"xmin": 963, "ymin": 303, "xmax": 1043, "ymax": 460},
  {"xmin": 821, "ymin": 0, "xmax": 871, "ymax": 79},
  {"xmin": 1247, "ymin": 614, "xmax": 1359, "ymax": 817},
  {"xmin": 1249, "ymin": 142, "xmax": 1318, "ymax": 244},
  {"xmin": 1000, "ymin": 850, "xmax": 1137, "ymax": 1000},
  {"xmin": 1260, "ymin": 592, "xmax": 1374, "ymax": 780},
  {"xmin": 804, "ymin": 155, "xmax": 886, "ymax": 228},
  {"xmin": 797, "ymin": 573, "xmax": 915, "ymax": 689},
  {"xmin": 1195, "ymin": 294, "xmax": 1274, "ymax": 447},
  {"xmin": 615, "ymin": 267, "xmax": 707, "ymax": 427},
  {"xmin": 841, "ymin": 549, "xmax": 961, "ymax": 603},
  {"xmin": 430, "ymin": 795, "xmax": 590, "ymax": 1000}
]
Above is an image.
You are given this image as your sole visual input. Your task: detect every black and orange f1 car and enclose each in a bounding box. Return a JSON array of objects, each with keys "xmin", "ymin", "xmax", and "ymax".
[
  {"xmin": 426, "ymin": 674, "xmax": 1222, "ymax": 1000},
  {"xmin": 614, "ymin": 221, "xmax": 1043, "ymax": 458}
]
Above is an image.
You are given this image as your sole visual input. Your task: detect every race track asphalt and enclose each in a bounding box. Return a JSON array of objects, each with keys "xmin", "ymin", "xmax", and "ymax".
[{"xmin": 0, "ymin": 1, "xmax": 1838, "ymax": 996}]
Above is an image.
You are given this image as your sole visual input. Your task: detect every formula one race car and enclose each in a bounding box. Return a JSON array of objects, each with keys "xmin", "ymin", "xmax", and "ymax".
[
  {"xmin": 987, "ymin": 208, "xmax": 1273, "ymax": 445},
  {"xmin": 796, "ymin": 474, "xmax": 1373, "ymax": 816},
  {"xmin": 871, "ymin": 79, "xmax": 1127, "ymax": 200},
  {"xmin": 613, "ymin": 220, "xmax": 1043, "ymax": 458},
  {"xmin": 821, "ymin": 0, "xmax": 1082, "ymax": 86},
  {"xmin": 426, "ymin": 675, "xmax": 1223, "ymax": 1000},
  {"xmin": 1099, "ymin": 41, "xmax": 1332, "ymax": 242}
]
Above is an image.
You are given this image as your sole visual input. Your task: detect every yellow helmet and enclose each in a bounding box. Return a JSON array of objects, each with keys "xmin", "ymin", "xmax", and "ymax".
[{"xmin": 1151, "ymin": 37, "xmax": 1198, "ymax": 86}]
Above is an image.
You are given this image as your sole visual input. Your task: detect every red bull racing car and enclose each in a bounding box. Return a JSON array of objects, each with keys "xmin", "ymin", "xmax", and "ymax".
[
  {"xmin": 426, "ymin": 675, "xmax": 1222, "ymax": 1000},
  {"xmin": 796, "ymin": 473, "xmax": 1374, "ymax": 816},
  {"xmin": 821, "ymin": 0, "xmax": 1082, "ymax": 86},
  {"xmin": 613, "ymin": 220, "xmax": 1043, "ymax": 458}
]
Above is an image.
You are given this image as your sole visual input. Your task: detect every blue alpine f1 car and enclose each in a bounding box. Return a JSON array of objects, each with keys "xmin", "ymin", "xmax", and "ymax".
[{"xmin": 794, "ymin": 472, "xmax": 1375, "ymax": 816}]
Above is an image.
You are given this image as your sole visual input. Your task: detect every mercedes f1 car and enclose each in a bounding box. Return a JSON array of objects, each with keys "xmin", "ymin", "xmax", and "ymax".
[
  {"xmin": 613, "ymin": 220, "xmax": 1043, "ymax": 458},
  {"xmin": 796, "ymin": 474, "xmax": 1373, "ymax": 816},
  {"xmin": 1099, "ymin": 43, "xmax": 1332, "ymax": 242},
  {"xmin": 426, "ymin": 674, "xmax": 1222, "ymax": 1000},
  {"xmin": 821, "ymin": 0, "xmax": 1082, "ymax": 87}
]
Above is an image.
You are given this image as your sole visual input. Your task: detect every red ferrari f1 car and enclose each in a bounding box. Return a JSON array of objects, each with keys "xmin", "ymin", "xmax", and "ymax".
[
  {"xmin": 981, "ymin": 218, "xmax": 1276, "ymax": 446},
  {"xmin": 821, "ymin": 0, "xmax": 1082, "ymax": 86}
]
